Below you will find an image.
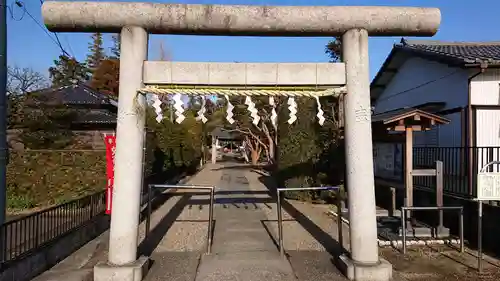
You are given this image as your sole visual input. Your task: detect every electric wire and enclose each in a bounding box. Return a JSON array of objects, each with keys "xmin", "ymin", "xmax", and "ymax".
[
  {"xmin": 374, "ymin": 69, "xmax": 462, "ymax": 103},
  {"xmin": 7, "ymin": 1, "xmax": 25, "ymax": 21},
  {"xmin": 14, "ymin": 0, "xmax": 73, "ymax": 58}
]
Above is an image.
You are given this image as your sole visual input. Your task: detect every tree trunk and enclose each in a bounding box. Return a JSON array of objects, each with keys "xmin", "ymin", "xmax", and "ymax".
[
  {"xmin": 262, "ymin": 123, "xmax": 275, "ymax": 164},
  {"xmin": 251, "ymin": 149, "xmax": 260, "ymax": 165}
]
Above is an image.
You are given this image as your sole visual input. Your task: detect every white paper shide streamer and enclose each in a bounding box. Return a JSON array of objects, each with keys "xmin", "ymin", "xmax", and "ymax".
[
  {"xmin": 269, "ymin": 97, "xmax": 277, "ymax": 129},
  {"xmin": 315, "ymin": 96, "xmax": 325, "ymax": 126},
  {"xmin": 196, "ymin": 98, "xmax": 208, "ymax": 123},
  {"xmin": 150, "ymin": 94, "xmax": 164, "ymax": 123},
  {"xmin": 287, "ymin": 97, "xmax": 297, "ymax": 124},
  {"xmin": 173, "ymin": 93, "xmax": 185, "ymax": 124},
  {"xmin": 225, "ymin": 95, "xmax": 235, "ymax": 124},
  {"xmin": 245, "ymin": 96, "xmax": 260, "ymax": 126}
]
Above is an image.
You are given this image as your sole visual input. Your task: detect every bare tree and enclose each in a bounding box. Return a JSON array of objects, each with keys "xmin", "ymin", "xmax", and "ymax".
[
  {"xmin": 7, "ymin": 66, "xmax": 48, "ymax": 95},
  {"xmin": 225, "ymin": 97, "xmax": 282, "ymax": 165},
  {"xmin": 157, "ymin": 40, "xmax": 172, "ymax": 61}
]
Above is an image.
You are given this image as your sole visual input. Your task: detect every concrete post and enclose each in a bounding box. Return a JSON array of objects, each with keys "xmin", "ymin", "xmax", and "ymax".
[
  {"xmin": 108, "ymin": 26, "xmax": 148, "ymax": 265},
  {"xmin": 338, "ymin": 29, "xmax": 392, "ymax": 281}
]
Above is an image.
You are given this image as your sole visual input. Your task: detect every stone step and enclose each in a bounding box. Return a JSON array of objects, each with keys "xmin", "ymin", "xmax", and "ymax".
[{"xmin": 195, "ymin": 251, "xmax": 297, "ymax": 281}]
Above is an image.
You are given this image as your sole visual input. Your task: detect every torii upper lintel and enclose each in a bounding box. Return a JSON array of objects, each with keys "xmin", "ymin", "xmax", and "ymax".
[{"xmin": 42, "ymin": 1, "xmax": 441, "ymax": 36}]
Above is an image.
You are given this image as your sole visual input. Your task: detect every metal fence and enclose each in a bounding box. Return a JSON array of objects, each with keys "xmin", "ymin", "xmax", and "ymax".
[
  {"xmin": 0, "ymin": 191, "xmax": 106, "ymax": 264},
  {"xmin": 374, "ymin": 145, "xmax": 500, "ymax": 198}
]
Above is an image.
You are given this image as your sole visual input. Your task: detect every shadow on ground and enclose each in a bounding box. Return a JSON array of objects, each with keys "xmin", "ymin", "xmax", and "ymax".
[{"xmin": 257, "ymin": 172, "xmax": 346, "ymax": 257}]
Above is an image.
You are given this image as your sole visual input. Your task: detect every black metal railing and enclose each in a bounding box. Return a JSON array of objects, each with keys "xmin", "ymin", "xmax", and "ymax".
[
  {"xmin": 0, "ymin": 191, "xmax": 106, "ymax": 264},
  {"xmin": 374, "ymin": 145, "xmax": 500, "ymax": 198}
]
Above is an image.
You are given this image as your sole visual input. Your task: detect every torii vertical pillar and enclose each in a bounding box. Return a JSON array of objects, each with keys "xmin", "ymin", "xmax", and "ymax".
[
  {"xmin": 338, "ymin": 29, "xmax": 392, "ymax": 281},
  {"xmin": 94, "ymin": 26, "xmax": 150, "ymax": 281}
]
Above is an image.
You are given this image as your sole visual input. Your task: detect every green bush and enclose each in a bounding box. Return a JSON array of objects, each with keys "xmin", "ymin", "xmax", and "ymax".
[
  {"xmin": 275, "ymin": 96, "xmax": 344, "ymax": 203},
  {"xmin": 6, "ymin": 101, "xmax": 205, "ymax": 212},
  {"xmin": 7, "ymin": 150, "xmax": 106, "ymax": 210},
  {"xmin": 144, "ymin": 105, "xmax": 203, "ymax": 183}
]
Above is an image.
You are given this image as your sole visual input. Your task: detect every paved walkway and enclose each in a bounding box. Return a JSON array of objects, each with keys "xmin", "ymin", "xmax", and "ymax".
[
  {"xmin": 32, "ymin": 162, "xmax": 348, "ymax": 281},
  {"xmin": 195, "ymin": 163, "xmax": 297, "ymax": 281},
  {"xmin": 143, "ymin": 162, "xmax": 347, "ymax": 281}
]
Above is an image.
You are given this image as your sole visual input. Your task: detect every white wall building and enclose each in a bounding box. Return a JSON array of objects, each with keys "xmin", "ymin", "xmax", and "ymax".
[{"xmin": 371, "ymin": 38, "xmax": 500, "ymax": 195}]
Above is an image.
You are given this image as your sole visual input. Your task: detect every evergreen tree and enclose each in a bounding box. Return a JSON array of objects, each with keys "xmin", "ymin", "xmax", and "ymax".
[
  {"xmin": 49, "ymin": 55, "xmax": 90, "ymax": 88},
  {"xmin": 325, "ymin": 37, "xmax": 342, "ymax": 62},
  {"xmin": 86, "ymin": 32, "xmax": 105, "ymax": 72},
  {"xmin": 110, "ymin": 34, "xmax": 121, "ymax": 59}
]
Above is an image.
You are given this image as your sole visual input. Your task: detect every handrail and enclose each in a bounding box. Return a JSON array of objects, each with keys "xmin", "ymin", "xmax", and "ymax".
[
  {"xmin": 276, "ymin": 186, "xmax": 340, "ymax": 257},
  {"xmin": 480, "ymin": 161, "xmax": 500, "ymax": 173},
  {"xmin": 146, "ymin": 184, "xmax": 215, "ymax": 254}
]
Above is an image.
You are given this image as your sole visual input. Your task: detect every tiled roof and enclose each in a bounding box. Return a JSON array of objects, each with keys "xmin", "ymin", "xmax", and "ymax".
[
  {"xmin": 29, "ymin": 84, "xmax": 118, "ymax": 106},
  {"xmin": 399, "ymin": 38, "xmax": 500, "ymax": 64},
  {"xmin": 26, "ymin": 84, "xmax": 118, "ymax": 125},
  {"xmin": 371, "ymin": 38, "xmax": 500, "ymax": 101},
  {"xmin": 371, "ymin": 107, "xmax": 449, "ymax": 125},
  {"xmin": 210, "ymin": 127, "xmax": 242, "ymax": 140}
]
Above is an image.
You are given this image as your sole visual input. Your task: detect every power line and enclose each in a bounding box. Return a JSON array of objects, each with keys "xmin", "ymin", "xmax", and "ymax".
[
  {"xmin": 35, "ymin": 0, "xmax": 75, "ymax": 58},
  {"xmin": 7, "ymin": 1, "xmax": 25, "ymax": 21},
  {"xmin": 14, "ymin": 1, "xmax": 72, "ymax": 58},
  {"xmin": 375, "ymin": 69, "xmax": 461, "ymax": 103}
]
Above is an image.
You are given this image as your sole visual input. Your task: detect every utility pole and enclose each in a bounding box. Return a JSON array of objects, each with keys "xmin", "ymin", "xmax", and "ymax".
[{"xmin": 0, "ymin": 0, "xmax": 8, "ymax": 261}]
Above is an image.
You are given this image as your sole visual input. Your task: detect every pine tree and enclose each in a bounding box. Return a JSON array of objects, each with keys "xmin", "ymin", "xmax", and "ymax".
[
  {"xmin": 110, "ymin": 34, "xmax": 121, "ymax": 59},
  {"xmin": 325, "ymin": 37, "xmax": 342, "ymax": 62},
  {"xmin": 86, "ymin": 32, "xmax": 105, "ymax": 72},
  {"xmin": 49, "ymin": 55, "xmax": 90, "ymax": 88}
]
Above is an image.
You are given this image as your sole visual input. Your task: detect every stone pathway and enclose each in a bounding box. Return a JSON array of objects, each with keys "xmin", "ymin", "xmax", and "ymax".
[
  {"xmin": 195, "ymin": 163, "xmax": 297, "ymax": 281},
  {"xmin": 144, "ymin": 162, "xmax": 348, "ymax": 281},
  {"xmin": 32, "ymin": 162, "xmax": 349, "ymax": 281}
]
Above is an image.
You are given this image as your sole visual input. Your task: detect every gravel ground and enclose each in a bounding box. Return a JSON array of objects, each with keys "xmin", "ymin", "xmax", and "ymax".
[
  {"xmin": 245, "ymin": 170, "xmax": 351, "ymax": 253},
  {"xmin": 137, "ymin": 165, "xmax": 223, "ymax": 253}
]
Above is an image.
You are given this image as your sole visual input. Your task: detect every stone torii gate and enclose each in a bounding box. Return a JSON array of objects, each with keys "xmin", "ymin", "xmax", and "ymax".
[{"xmin": 42, "ymin": 2, "xmax": 440, "ymax": 281}]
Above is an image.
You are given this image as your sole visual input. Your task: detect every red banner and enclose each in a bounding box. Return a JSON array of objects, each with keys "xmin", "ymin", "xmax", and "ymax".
[{"xmin": 104, "ymin": 135, "xmax": 116, "ymax": 215}]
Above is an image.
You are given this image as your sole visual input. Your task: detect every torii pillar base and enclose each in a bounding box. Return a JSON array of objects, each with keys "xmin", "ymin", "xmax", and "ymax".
[
  {"xmin": 337, "ymin": 255, "xmax": 393, "ymax": 281},
  {"xmin": 94, "ymin": 256, "xmax": 149, "ymax": 281}
]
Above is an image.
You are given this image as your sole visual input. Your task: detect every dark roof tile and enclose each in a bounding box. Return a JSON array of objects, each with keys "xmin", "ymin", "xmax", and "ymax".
[
  {"xmin": 400, "ymin": 38, "xmax": 500, "ymax": 64},
  {"xmin": 30, "ymin": 84, "xmax": 118, "ymax": 106}
]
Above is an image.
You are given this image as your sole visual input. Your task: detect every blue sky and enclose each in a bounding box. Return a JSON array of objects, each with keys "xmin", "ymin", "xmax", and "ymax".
[{"xmin": 8, "ymin": 0, "xmax": 500, "ymax": 81}]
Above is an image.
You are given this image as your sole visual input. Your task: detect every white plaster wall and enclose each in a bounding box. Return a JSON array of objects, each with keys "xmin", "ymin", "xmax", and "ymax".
[
  {"xmin": 470, "ymin": 68, "xmax": 500, "ymax": 105},
  {"xmin": 373, "ymin": 57, "xmax": 469, "ymax": 148},
  {"xmin": 374, "ymin": 57, "xmax": 469, "ymax": 113},
  {"xmin": 470, "ymin": 69, "xmax": 500, "ymax": 154}
]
